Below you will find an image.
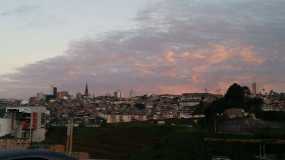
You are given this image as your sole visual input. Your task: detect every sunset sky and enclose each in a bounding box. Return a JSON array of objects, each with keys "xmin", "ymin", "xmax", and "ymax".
[{"xmin": 0, "ymin": 0, "xmax": 285, "ymax": 98}]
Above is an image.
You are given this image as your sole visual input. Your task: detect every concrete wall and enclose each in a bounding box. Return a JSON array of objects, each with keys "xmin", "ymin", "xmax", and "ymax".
[
  {"xmin": 0, "ymin": 118, "xmax": 12, "ymax": 137},
  {"xmin": 32, "ymin": 128, "xmax": 46, "ymax": 142},
  {"xmin": 0, "ymin": 139, "xmax": 31, "ymax": 150}
]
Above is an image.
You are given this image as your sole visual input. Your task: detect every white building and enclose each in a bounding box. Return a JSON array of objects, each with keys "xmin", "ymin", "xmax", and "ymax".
[
  {"xmin": 0, "ymin": 118, "xmax": 12, "ymax": 137},
  {"xmin": 2, "ymin": 106, "xmax": 50, "ymax": 142},
  {"xmin": 103, "ymin": 114, "xmax": 147, "ymax": 123}
]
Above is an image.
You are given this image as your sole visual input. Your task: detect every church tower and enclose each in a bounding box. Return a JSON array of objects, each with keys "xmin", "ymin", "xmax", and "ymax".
[{"xmin": 84, "ymin": 82, "xmax": 89, "ymax": 96}]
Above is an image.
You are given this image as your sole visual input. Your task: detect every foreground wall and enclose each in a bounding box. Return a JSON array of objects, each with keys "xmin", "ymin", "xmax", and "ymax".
[{"xmin": 0, "ymin": 118, "xmax": 12, "ymax": 137}]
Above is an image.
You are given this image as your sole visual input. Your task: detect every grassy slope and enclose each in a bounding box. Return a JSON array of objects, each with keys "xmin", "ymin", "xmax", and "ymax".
[
  {"xmin": 45, "ymin": 123, "xmax": 181, "ymax": 159},
  {"xmin": 45, "ymin": 122, "xmax": 285, "ymax": 160}
]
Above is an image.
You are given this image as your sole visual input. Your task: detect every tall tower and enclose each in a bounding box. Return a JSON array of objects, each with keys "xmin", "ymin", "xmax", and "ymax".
[
  {"xmin": 84, "ymin": 82, "xmax": 89, "ymax": 96},
  {"xmin": 53, "ymin": 86, "xmax": 58, "ymax": 98},
  {"xmin": 252, "ymin": 82, "xmax": 257, "ymax": 95},
  {"xmin": 129, "ymin": 89, "xmax": 135, "ymax": 98}
]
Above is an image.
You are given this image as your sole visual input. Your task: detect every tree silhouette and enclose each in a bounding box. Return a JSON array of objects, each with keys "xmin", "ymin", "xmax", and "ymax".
[
  {"xmin": 205, "ymin": 83, "xmax": 264, "ymax": 123},
  {"xmin": 224, "ymin": 83, "xmax": 246, "ymax": 108}
]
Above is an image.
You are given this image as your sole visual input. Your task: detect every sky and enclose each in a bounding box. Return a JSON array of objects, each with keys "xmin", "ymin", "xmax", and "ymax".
[{"xmin": 0, "ymin": 0, "xmax": 285, "ymax": 98}]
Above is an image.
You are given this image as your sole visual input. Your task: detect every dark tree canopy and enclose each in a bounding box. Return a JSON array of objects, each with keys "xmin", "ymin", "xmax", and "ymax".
[
  {"xmin": 224, "ymin": 83, "xmax": 246, "ymax": 108},
  {"xmin": 205, "ymin": 83, "xmax": 264, "ymax": 119}
]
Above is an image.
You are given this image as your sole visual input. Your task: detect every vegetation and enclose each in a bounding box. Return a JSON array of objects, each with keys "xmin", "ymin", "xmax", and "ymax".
[
  {"xmin": 256, "ymin": 111, "xmax": 285, "ymax": 121},
  {"xmin": 204, "ymin": 83, "xmax": 285, "ymax": 124},
  {"xmin": 44, "ymin": 83, "xmax": 285, "ymax": 159},
  {"xmin": 45, "ymin": 123, "xmax": 183, "ymax": 159},
  {"xmin": 206, "ymin": 83, "xmax": 263, "ymax": 115},
  {"xmin": 204, "ymin": 83, "xmax": 265, "ymax": 130},
  {"xmin": 45, "ymin": 121, "xmax": 285, "ymax": 160}
]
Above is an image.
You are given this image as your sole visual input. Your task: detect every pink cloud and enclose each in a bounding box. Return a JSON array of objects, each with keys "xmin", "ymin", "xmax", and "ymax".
[
  {"xmin": 157, "ymin": 84, "xmax": 201, "ymax": 95},
  {"xmin": 240, "ymin": 47, "xmax": 264, "ymax": 65},
  {"xmin": 208, "ymin": 45, "xmax": 232, "ymax": 64},
  {"xmin": 163, "ymin": 51, "xmax": 176, "ymax": 63}
]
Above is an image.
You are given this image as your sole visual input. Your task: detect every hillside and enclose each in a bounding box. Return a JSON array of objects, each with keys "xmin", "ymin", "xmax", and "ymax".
[{"xmin": 45, "ymin": 122, "xmax": 285, "ymax": 160}]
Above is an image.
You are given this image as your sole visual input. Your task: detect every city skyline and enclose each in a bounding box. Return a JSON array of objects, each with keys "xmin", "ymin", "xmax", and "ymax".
[{"xmin": 1, "ymin": 0, "xmax": 285, "ymax": 98}]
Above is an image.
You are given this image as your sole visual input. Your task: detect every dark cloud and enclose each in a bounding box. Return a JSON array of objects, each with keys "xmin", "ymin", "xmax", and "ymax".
[{"xmin": 1, "ymin": 0, "xmax": 285, "ymax": 98}]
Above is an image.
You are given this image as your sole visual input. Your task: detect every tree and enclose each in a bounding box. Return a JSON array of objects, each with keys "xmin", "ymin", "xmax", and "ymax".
[
  {"xmin": 224, "ymin": 83, "xmax": 246, "ymax": 108},
  {"xmin": 204, "ymin": 83, "xmax": 264, "ymax": 129},
  {"xmin": 243, "ymin": 86, "xmax": 251, "ymax": 96},
  {"xmin": 245, "ymin": 97, "xmax": 263, "ymax": 113}
]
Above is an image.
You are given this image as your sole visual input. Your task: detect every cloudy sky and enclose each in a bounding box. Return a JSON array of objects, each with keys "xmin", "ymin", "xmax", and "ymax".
[{"xmin": 0, "ymin": 0, "xmax": 285, "ymax": 98}]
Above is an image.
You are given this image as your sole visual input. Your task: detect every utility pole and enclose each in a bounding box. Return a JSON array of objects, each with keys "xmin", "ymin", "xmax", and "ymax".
[
  {"xmin": 214, "ymin": 117, "xmax": 217, "ymax": 133},
  {"xmin": 66, "ymin": 119, "xmax": 74, "ymax": 155},
  {"xmin": 29, "ymin": 112, "xmax": 33, "ymax": 144},
  {"xmin": 258, "ymin": 144, "xmax": 266, "ymax": 160}
]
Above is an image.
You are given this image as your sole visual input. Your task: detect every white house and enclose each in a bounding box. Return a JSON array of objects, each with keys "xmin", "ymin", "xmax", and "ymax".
[{"xmin": 2, "ymin": 106, "xmax": 50, "ymax": 142}]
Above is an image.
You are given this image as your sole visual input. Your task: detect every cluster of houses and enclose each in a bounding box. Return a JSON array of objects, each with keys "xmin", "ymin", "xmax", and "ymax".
[
  {"xmin": 0, "ymin": 88, "xmax": 284, "ymax": 143},
  {"xmin": 45, "ymin": 92, "xmax": 221, "ymax": 126},
  {"xmin": 0, "ymin": 105, "xmax": 49, "ymax": 147},
  {"xmin": 0, "ymin": 92, "xmax": 220, "ymax": 144}
]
